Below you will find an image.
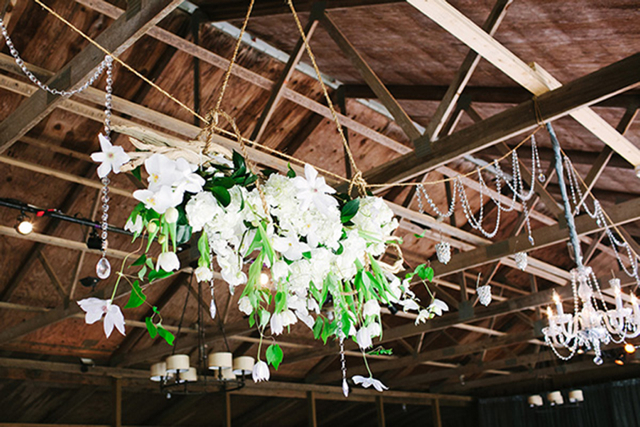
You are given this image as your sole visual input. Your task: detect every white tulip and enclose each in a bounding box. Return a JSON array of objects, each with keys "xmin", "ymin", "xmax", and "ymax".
[
  {"xmin": 156, "ymin": 251, "xmax": 180, "ymax": 272},
  {"xmin": 252, "ymin": 360, "xmax": 270, "ymax": 382},
  {"xmin": 195, "ymin": 266, "xmax": 213, "ymax": 282},
  {"xmin": 164, "ymin": 207, "xmax": 179, "ymax": 224},
  {"xmin": 362, "ymin": 300, "xmax": 381, "ymax": 317},
  {"xmin": 238, "ymin": 296, "xmax": 253, "ymax": 316}
]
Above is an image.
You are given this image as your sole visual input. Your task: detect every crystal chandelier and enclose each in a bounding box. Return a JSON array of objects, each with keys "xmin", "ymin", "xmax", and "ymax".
[{"xmin": 542, "ymin": 123, "xmax": 640, "ymax": 364}]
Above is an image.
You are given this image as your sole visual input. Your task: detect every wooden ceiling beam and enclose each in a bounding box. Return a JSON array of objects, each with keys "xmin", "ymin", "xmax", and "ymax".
[
  {"xmin": 74, "ymin": 0, "xmax": 411, "ymax": 155},
  {"xmin": 314, "ymin": 330, "xmax": 537, "ymax": 383},
  {"xmin": 362, "ymin": 52, "xmax": 640, "ymax": 188},
  {"xmin": 343, "ymin": 84, "xmax": 640, "ymax": 108},
  {"xmin": 407, "ymin": 0, "xmax": 640, "ymax": 166},
  {"xmin": 432, "ymin": 196, "xmax": 640, "ymax": 279},
  {"xmin": 320, "ymin": 11, "xmax": 421, "ymax": 143},
  {"xmin": 250, "ymin": 5, "xmax": 323, "ymax": 142},
  {"xmin": 0, "ymin": 0, "xmax": 183, "ymax": 154},
  {"xmin": 424, "ymin": 0, "xmax": 513, "ymax": 141},
  {"xmin": 198, "ymin": 0, "xmax": 403, "ymax": 21}
]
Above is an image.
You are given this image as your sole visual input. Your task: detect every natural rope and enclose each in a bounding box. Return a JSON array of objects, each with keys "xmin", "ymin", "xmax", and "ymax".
[
  {"xmin": 287, "ymin": 0, "xmax": 366, "ymax": 196},
  {"xmin": 31, "ymin": 0, "xmax": 207, "ymax": 123}
]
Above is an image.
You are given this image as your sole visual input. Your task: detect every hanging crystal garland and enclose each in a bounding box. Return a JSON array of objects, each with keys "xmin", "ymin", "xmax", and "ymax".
[
  {"xmin": 541, "ymin": 123, "xmax": 640, "ymax": 364},
  {"xmin": 96, "ymin": 56, "xmax": 115, "ymax": 279},
  {"xmin": 1, "ymin": 17, "xmax": 117, "ymax": 278},
  {"xmin": 435, "ymin": 241, "xmax": 451, "ymax": 264},
  {"xmin": 476, "ymin": 274, "xmax": 492, "ymax": 307},
  {"xmin": 416, "ymin": 135, "xmax": 542, "ymax": 247}
]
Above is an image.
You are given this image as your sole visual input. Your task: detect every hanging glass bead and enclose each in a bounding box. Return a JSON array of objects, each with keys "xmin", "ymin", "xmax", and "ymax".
[
  {"xmin": 96, "ymin": 255, "xmax": 111, "ymax": 279},
  {"xmin": 435, "ymin": 241, "xmax": 451, "ymax": 265},
  {"xmin": 515, "ymin": 252, "xmax": 528, "ymax": 271}
]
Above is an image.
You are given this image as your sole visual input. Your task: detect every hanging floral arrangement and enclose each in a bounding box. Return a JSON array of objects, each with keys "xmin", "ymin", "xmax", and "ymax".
[{"xmin": 79, "ymin": 125, "xmax": 448, "ymax": 389}]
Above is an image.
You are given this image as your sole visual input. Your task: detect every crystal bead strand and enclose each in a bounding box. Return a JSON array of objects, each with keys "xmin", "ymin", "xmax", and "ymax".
[
  {"xmin": 0, "ymin": 18, "xmax": 110, "ymax": 97},
  {"xmin": 96, "ymin": 56, "xmax": 114, "ymax": 280},
  {"xmin": 334, "ymin": 307, "xmax": 349, "ymax": 397}
]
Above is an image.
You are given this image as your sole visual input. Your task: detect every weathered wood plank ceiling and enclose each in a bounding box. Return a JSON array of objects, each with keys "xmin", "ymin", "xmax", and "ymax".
[{"xmin": 0, "ymin": 0, "xmax": 639, "ymax": 425}]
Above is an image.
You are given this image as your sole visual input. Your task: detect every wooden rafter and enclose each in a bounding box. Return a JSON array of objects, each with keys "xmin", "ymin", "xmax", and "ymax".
[
  {"xmin": 363, "ymin": 52, "xmax": 640, "ymax": 188},
  {"xmin": 0, "ymin": 0, "xmax": 184, "ymax": 153},
  {"xmin": 407, "ymin": 0, "xmax": 640, "ymax": 166}
]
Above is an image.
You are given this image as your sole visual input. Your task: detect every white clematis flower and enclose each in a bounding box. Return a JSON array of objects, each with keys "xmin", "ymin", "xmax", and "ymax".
[
  {"xmin": 133, "ymin": 185, "xmax": 180, "ymax": 214},
  {"xmin": 156, "ymin": 251, "xmax": 180, "ymax": 272},
  {"xmin": 124, "ymin": 215, "xmax": 143, "ymax": 234},
  {"xmin": 77, "ymin": 298, "xmax": 125, "ymax": 338},
  {"xmin": 352, "ymin": 375, "xmax": 388, "ymax": 392},
  {"xmin": 90, "ymin": 134, "xmax": 130, "ymax": 179},
  {"xmin": 252, "ymin": 360, "xmax": 270, "ymax": 382},
  {"xmin": 398, "ymin": 299, "xmax": 420, "ymax": 312},
  {"xmin": 144, "ymin": 154, "xmax": 181, "ymax": 191},
  {"xmin": 428, "ymin": 299, "xmax": 449, "ymax": 316},
  {"xmin": 175, "ymin": 158, "xmax": 205, "ymax": 194},
  {"xmin": 272, "ymin": 233, "xmax": 310, "ymax": 261},
  {"xmin": 415, "ymin": 309, "xmax": 431, "ymax": 325},
  {"xmin": 195, "ymin": 266, "xmax": 213, "ymax": 282},
  {"xmin": 292, "ymin": 164, "xmax": 338, "ymax": 216}
]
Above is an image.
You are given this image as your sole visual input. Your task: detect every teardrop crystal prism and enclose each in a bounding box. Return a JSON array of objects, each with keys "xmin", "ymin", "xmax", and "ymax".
[
  {"xmin": 96, "ymin": 257, "xmax": 111, "ymax": 279},
  {"xmin": 342, "ymin": 378, "xmax": 349, "ymax": 397}
]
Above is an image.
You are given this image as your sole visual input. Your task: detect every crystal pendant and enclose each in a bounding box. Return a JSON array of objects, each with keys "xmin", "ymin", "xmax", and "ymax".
[
  {"xmin": 593, "ymin": 355, "xmax": 603, "ymax": 365},
  {"xmin": 477, "ymin": 285, "xmax": 492, "ymax": 306},
  {"xmin": 515, "ymin": 252, "xmax": 528, "ymax": 271},
  {"xmin": 435, "ymin": 242, "xmax": 451, "ymax": 265},
  {"xmin": 342, "ymin": 378, "xmax": 349, "ymax": 397},
  {"xmin": 538, "ymin": 173, "xmax": 546, "ymax": 183},
  {"xmin": 96, "ymin": 256, "xmax": 111, "ymax": 279}
]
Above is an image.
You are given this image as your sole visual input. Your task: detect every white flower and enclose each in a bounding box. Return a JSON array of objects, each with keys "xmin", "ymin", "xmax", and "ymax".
[
  {"xmin": 90, "ymin": 134, "xmax": 130, "ymax": 178},
  {"xmin": 144, "ymin": 154, "xmax": 181, "ymax": 191},
  {"xmin": 356, "ymin": 326, "xmax": 373, "ymax": 349},
  {"xmin": 398, "ymin": 299, "xmax": 420, "ymax": 312},
  {"xmin": 175, "ymin": 158, "xmax": 205, "ymax": 194},
  {"xmin": 272, "ymin": 233, "xmax": 310, "ymax": 261},
  {"xmin": 195, "ymin": 266, "xmax": 213, "ymax": 282},
  {"xmin": 415, "ymin": 309, "xmax": 431, "ymax": 325},
  {"xmin": 77, "ymin": 298, "xmax": 125, "ymax": 338},
  {"xmin": 352, "ymin": 375, "xmax": 388, "ymax": 392},
  {"xmin": 252, "ymin": 360, "xmax": 270, "ymax": 382},
  {"xmin": 270, "ymin": 309, "xmax": 297, "ymax": 335},
  {"xmin": 186, "ymin": 192, "xmax": 221, "ymax": 232},
  {"xmin": 133, "ymin": 185, "xmax": 180, "ymax": 214},
  {"xmin": 428, "ymin": 299, "xmax": 449, "ymax": 316},
  {"xmin": 271, "ymin": 260, "xmax": 289, "ymax": 282},
  {"xmin": 156, "ymin": 251, "xmax": 180, "ymax": 272},
  {"xmin": 292, "ymin": 164, "xmax": 338, "ymax": 216},
  {"xmin": 164, "ymin": 207, "xmax": 179, "ymax": 224},
  {"xmin": 363, "ymin": 300, "xmax": 381, "ymax": 318},
  {"xmin": 124, "ymin": 215, "xmax": 143, "ymax": 234},
  {"xmin": 238, "ymin": 296, "xmax": 253, "ymax": 316}
]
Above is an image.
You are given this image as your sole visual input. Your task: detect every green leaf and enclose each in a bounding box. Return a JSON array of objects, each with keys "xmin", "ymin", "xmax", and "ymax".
[
  {"xmin": 124, "ymin": 280, "xmax": 146, "ymax": 309},
  {"xmin": 198, "ymin": 232, "xmax": 210, "ymax": 267},
  {"xmin": 415, "ymin": 264, "xmax": 434, "ymax": 281},
  {"xmin": 145, "ymin": 317, "xmax": 158, "ymax": 339},
  {"xmin": 266, "ymin": 344, "xmax": 284, "ymax": 370},
  {"xmin": 131, "ymin": 165, "xmax": 142, "ymax": 181},
  {"xmin": 249, "ymin": 314, "xmax": 256, "ymax": 327},
  {"xmin": 286, "ymin": 163, "xmax": 296, "ymax": 178},
  {"xmin": 132, "ymin": 254, "xmax": 147, "ymax": 267},
  {"xmin": 258, "ymin": 223, "xmax": 275, "ymax": 267},
  {"xmin": 275, "ymin": 291, "xmax": 287, "ymax": 313},
  {"xmin": 157, "ymin": 326, "xmax": 175, "ymax": 346},
  {"xmin": 137, "ymin": 265, "xmax": 147, "ymax": 281},
  {"xmin": 312, "ymin": 317, "xmax": 323, "ymax": 340},
  {"xmin": 149, "ymin": 269, "xmax": 173, "ymax": 282},
  {"xmin": 232, "ymin": 150, "xmax": 246, "ymax": 174},
  {"xmin": 340, "ymin": 199, "xmax": 360, "ymax": 223},
  {"xmin": 210, "ymin": 186, "xmax": 231, "ymax": 207},
  {"xmin": 176, "ymin": 224, "xmax": 192, "ymax": 246},
  {"xmin": 414, "ymin": 229, "xmax": 427, "ymax": 239}
]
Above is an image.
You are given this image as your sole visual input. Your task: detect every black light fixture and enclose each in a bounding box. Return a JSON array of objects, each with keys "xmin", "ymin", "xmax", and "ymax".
[
  {"xmin": 86, "ymin": 228, "xmax": 102, "ymax": 250},
  {"xmin": 15, "ymin": 212, "xmax": 33, "ymax": 235},
  {"xmin": 80, "ymin": 277, "xmax": 100, "ymax": 290}
]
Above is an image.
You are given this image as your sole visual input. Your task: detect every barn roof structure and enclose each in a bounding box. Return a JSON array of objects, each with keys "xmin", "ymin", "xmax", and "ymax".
[{"xmin": 0, "ymin": 0, "xmax": 639, "ymax": 425}]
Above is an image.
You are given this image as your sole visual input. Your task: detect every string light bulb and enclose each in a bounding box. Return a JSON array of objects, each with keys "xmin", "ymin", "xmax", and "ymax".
[
  {"xmin": 624, "ymin": 343, "xmax": 636, "ymax": 354},
  {"xmin": 15, "ymin": 213, "xmax": 33, "ymax": 235}
]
